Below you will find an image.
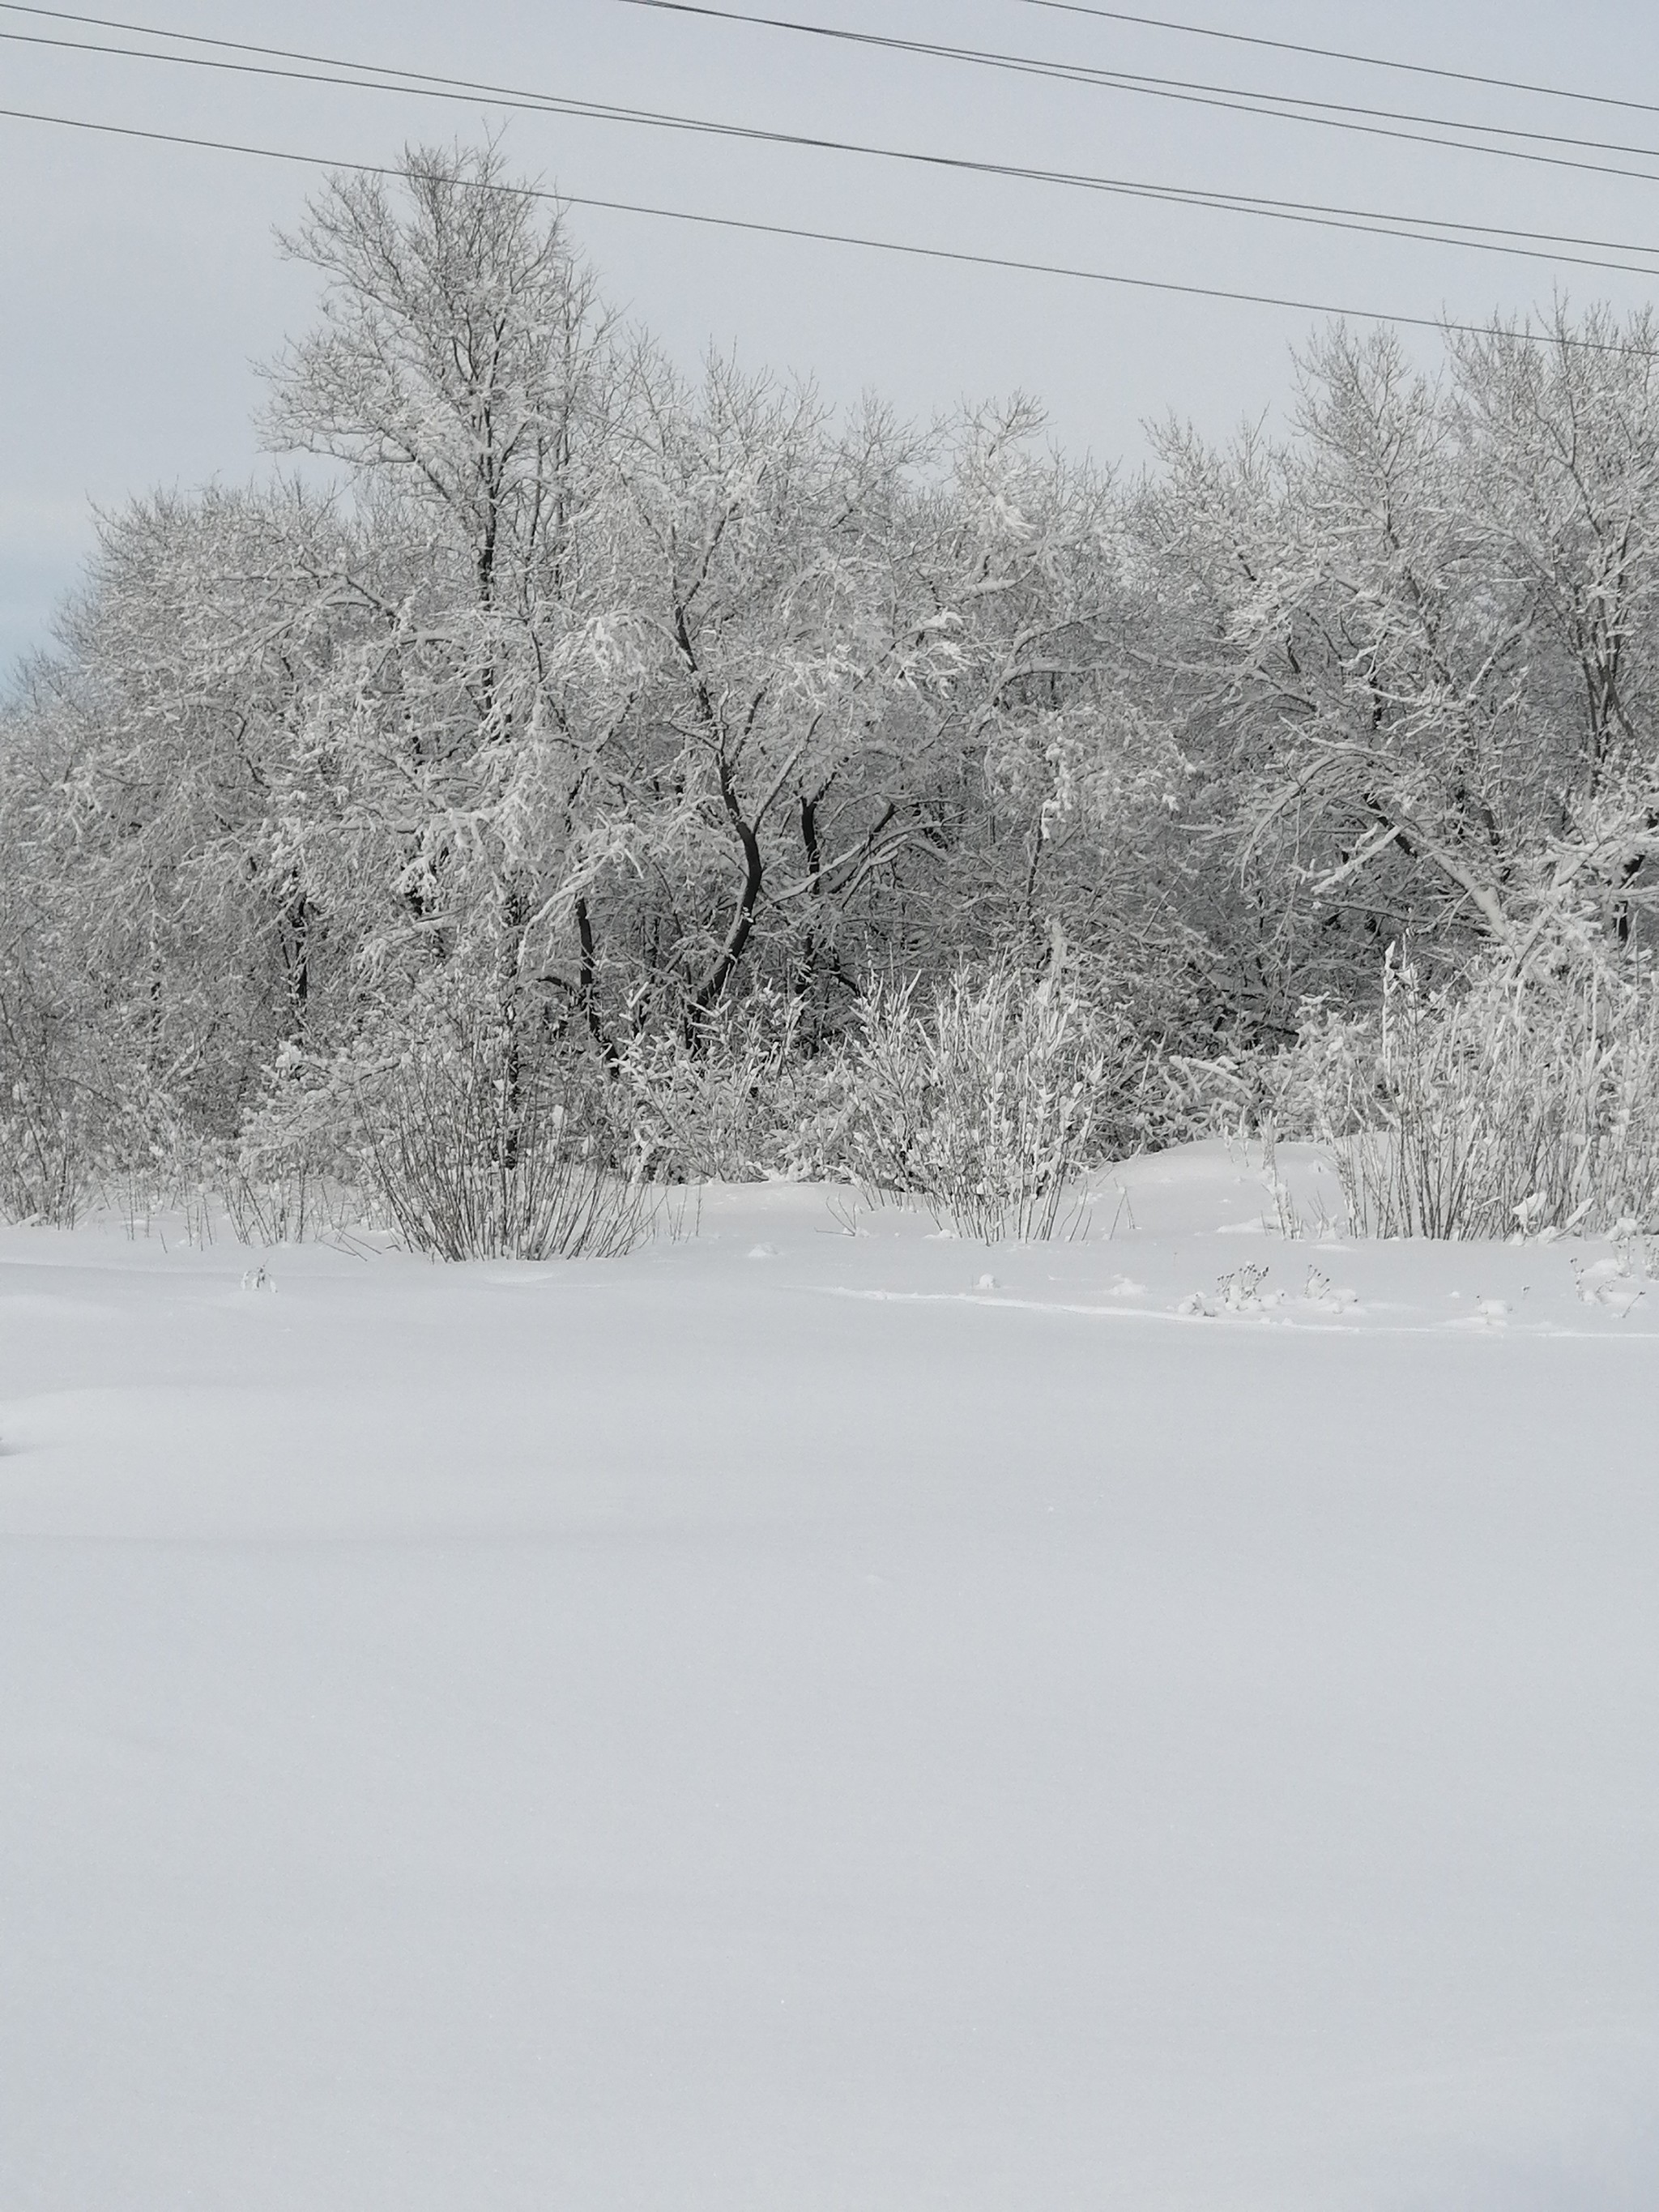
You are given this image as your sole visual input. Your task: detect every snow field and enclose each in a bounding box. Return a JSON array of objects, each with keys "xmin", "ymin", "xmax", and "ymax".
[{"xmin": 3, "ymin": 1143, "xmax": 1658, "ymax": 2210}]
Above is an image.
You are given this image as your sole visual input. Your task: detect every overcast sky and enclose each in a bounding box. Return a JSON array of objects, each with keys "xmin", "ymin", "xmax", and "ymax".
[{"xmin": 5, "ymin": 0, "xmax": 1659, "ymax": 674}]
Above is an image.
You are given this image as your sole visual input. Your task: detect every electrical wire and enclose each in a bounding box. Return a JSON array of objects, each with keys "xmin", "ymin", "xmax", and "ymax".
[
  {"xmin": 1007, "ymin": 0, "xmax": 1659, "ymax": 123},
  {"xmin": 620, "ymin": 1, "xmax": 1659, "ymax": 173},
  {"xmin": 2, "ymin": 0, "xmax": 1651, "ymax": 129},
  {"xmin": 7, "ymin": 0, "xmax": 1659, "ymax": 194},
  {"xmin": 3, "ymin": 10, "xmax": 1659, "ymax": 283},
  {"xmin": 4, "ymin": 100, "xmax": 1657, "ymax": 358}
]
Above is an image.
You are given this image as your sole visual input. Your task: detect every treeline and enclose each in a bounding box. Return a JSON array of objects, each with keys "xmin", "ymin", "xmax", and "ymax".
[{"xmin": 6, "ymin": 143, "xmax": 1659, "ymax": 1240}]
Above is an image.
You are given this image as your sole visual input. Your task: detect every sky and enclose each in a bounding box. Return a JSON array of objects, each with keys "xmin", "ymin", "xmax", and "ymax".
[{"xmin": 5, "ymin": 0, "xmax": 1659, "ymax": 675}]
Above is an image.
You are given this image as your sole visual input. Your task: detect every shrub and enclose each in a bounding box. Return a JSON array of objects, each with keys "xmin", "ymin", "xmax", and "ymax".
[
  {"xmin": 353, "ymin": 1020, "xmax": 651, "ymax": 1262},
  {"xmin": 0, "ymin": 983, "xmax": 105, "ymax": 1226},
  {"xmin": 0, "ymin": 985, "xmax": 227, "ymax": 1234},
  {"xmin": 1287, "ymin": 950, "xmax": 1659, "ymax": 1239},
  {"xmin": 837, "ymin": 961, "xmax": 1118, "ymax": 1240},
  {"xmin": 608, "ymin": 989, "xmax": 828, "ymax": 1183}
]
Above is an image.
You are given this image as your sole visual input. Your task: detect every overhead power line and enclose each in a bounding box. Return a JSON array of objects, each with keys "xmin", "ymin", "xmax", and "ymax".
[
  {"xmin": 2, "ymin": 0, "xmax": 1651, "ymax": 131},
  {"xmin": 8, "ymin": 0, "xmax": 1659, "ymax": 194},
  {"xmin": 4, "ymin": 6, "xmax": 1659, "ymax": 284},
  {"xmin": 1008, "ymin": 0, "xmax": 1659, "ymax": 123},
  {"xmin": 620, "ymin": 1, "xmax": 1659, "ymax": 186},
  {"xmin": 3, "ymin": 101, "xmax": 1658, "ymax": 360}
]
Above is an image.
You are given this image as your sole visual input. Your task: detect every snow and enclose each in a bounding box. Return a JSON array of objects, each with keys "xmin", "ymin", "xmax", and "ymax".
[{"xmin": 4, "ymin": 1141, "xmax": 1659, "ymax": 2210}]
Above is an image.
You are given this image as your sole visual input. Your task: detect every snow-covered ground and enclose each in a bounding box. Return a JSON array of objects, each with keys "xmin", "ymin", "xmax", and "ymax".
[{"xmin": 3, "ymin": 1142, "xmax": 1657, "ymax": 2211}]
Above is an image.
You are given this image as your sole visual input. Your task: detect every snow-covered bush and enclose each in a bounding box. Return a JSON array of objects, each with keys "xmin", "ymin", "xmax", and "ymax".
[
  {"xmin": 609, "ymin": 989, "xmax": 836, "ymax": 1183},
  {"xmin": 0, "ymin": 971, "xmax": 126, "ymax": 1226},
  {"xmin": 220, "ymin": 1048, "xmax": 374, "ymax": 1245},
  {"xmin": 0, "ymin": 1082, "xmax": 87, "ymax": 1228},
  {"xmin": 0, "ymin": 984, "xmax": 220, "ymax": 1232},
  {"xmin": 242, "ymin": 1006, "xmax": 648, "ymax": 1262},
  {"xmin": 838, "ymin": 962, "xmax": 1117, "ymax": 1240},
  {"xmin": 1289, "ymin": 951, "xmax": 1659, "ymax": 1239},
  {"xmin": 1144, "ymin": 1047, "xmax": 1281, "ymax": 1150},
  {"xmin": 215, "ymin": 1157, "xmax": 357, "ymax": 1248},
  {"xmin": 355, "ymin": 1021, "xmax": 650, "ymax": 1262}
]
